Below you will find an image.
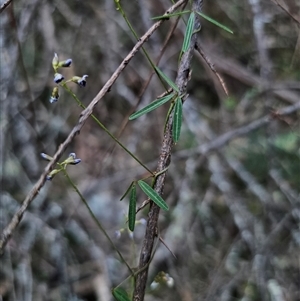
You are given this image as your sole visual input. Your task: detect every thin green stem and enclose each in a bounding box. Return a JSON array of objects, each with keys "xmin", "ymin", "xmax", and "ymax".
[
  {"xmin": 114, "ymin": 0, "xmax": 169, "ymax": 91},
  {"xmin": 62, "ymin": 169, "xmax": 134, "ymax": 275},
  {"xmin": 154, "ymin": 166, "xmax": 169, "ymax": 178},
  {"xmin": 61, "ymin": 83, "xmax": 154, "ymax": 175}
]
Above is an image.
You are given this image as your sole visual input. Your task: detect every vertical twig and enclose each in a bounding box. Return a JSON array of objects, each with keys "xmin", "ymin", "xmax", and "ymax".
[{"xmin": 133, "ymin": 1, "xmax": 203, "ymax": 300}]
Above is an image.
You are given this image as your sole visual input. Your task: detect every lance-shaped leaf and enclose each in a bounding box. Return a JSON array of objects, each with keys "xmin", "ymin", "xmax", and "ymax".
[
  {"xmin": 138, "ymin": 180, "xmax": 169, "ymax": 211},
  {"xmin": 182, "ymin": 12, "xmax": 195, "ymax": 53},
  {"xmin": 112, "ymin": 287, "xmax": 131, "ymax": 301},
  {"xmin": 196, "ymin": 11, "xmax": 233, "ymax": 34},
  {"xmin": 173, "ymin": 97, "xmax": 183, "ymax": 143},
  {"xmin": 155, "ymin": 66, "xmax": 179, "ymax": 92},
  {"xmin": 129, "ymin": 93, "xmax": 175, "ymax": 120},
  {"xmin": 128, "ymin": 184, "xmax": 137, "ymax": 231}
]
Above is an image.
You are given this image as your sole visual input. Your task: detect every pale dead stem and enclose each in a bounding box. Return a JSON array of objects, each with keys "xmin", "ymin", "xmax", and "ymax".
[
  {"xmin": 195, "ymin": 43, "xmax": 229, "ymax": 96},
  {"xmin": 0, "ymin": 0, "xmax": 12, "ymax": 13}
]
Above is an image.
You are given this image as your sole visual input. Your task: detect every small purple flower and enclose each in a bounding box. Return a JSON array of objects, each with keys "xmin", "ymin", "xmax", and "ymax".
[
  {"xmin": 63, "ymin": 152, "xmax": 82, "ymax": 165},
  {"xmin": 54, "ymin": 73, "xmax": 64, "ymax": 84},
  {"xmin": 69, "ymin": 158, "xmax": 81, "ymax": 165},
  {"xmin": 49, "ymin": 87, "xmax": 59, "ymax": 103},
  {"xmin": 59, "ymin": 58, "xmax": 72, "ymax": 67},
  {"xmin": 41, "ymin": 153, "xmax": 53, "ymax": 161},
  {"xmin": 71, "ymin": 75, "xmax": 88, "ymax": 87},
  {"xmin": 49, "ymin": 96, "xmax": 58, "ymax": 104},
  {"xmin": 78, "ymin": 75, "xmax": 88, "ymax": 86},
  {"xmin": 46, "ymin": 175, "xmax": 53, "ymax": 181},
  {"xmin": 50, "ymin": 97, "xmax": 58, "ymax": 103},
  {"xmin": 69, "ymin": 152, "xmax": 76, "ymax": 159},
  {"xmin": 41, "ymin": 152, "xmax": 48, "ymax": 160}
]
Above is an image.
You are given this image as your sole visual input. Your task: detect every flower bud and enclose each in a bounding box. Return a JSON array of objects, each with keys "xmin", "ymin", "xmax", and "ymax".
[
  {"xmin": 69, "ymin": 152, "xmax": 76, "ymax": 159},
  {"xmin": 70, "ymin": 158, "xmax": 81, "ymax": 165},
  {"xmin": 71, "ymin": 75, "xmax": 88, "ymax": 87},
  {"xmin": 52, "ymin": 53, "xmax": 59, "ymax": 70},
  {"xmin": 46, "ymin": 169, "xmax": 60, "ymax": 180},
  {"xmin": 58, "ymin": 58, "xmax": 72, "ymax": 68},
  {"xmin": 63, "ymin": 152, "xmax": 82, "ymax": 165},
  {"xmin": 40, "ymin": 153, "xmax": 53, "ymax": 161},
  {"xmin": 49, "ymin": 87, "xmax": 59, "ymax": 103}
]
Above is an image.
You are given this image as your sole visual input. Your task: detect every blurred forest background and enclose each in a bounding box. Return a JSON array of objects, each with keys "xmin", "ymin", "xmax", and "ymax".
[{"xmin": 1, "ymin": 0, "xmax": 300, "ymax": 300}]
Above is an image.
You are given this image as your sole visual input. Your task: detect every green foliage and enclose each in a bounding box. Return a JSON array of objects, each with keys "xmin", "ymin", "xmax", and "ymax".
[
  {"xmin": 151, "ymin": 8, "xmax": 233, "ymax": 38},
  {"xmin": 155, "ymin": 66, "xmax": 179, "ymax": 92},
  {"xmin": 120, "ymin": 182, "xmax": 135, "ymax": 201},
  {"xmin": 173, "ymin": 97, "xmax": 183, "ymax": 143},
  {"xmin": 138, "ymin": 180, "xmax": 169, "ymax": 211},
  {"xmin": 112, "ymin": 287, "xmax": 131, "ymax": 301},
  {"xmin": 129, "ymin": 93, "xmax": 175, "ymax": 120},
  {"xmin": 196, "ymin": 11, "xmax": 233, "ymax": 34},
  {"xmin": 181, "ymin": 12, "xmax": 195, "ymax": 54},
  {"xmin": 128, "ymin": 184, "xmax": 137, "ymax": 231}
]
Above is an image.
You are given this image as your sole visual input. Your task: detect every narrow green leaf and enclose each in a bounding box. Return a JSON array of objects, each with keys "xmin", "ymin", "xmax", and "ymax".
[
  {"xmin": 151, "ymin": 10, "xmax": 190, "ymax": 20},
  {"xmin": 173, "ymin": 97, "xmax": 183, "ymax": 143},
  {"xmin": 164, "ymin": 101, "xmax": 175, "ymax": 132},
  {"xmin": 128, "ymin": 184, "xmax": 137, "ymax": 231},
  {"xmin": 120, "ymin": 181, "xmax": 134, "ymax": 201},
  {"xmin": 155, "ymin": 66, "xmax": 179, "ymax": 92},
  {"xmin": 196, "ymin": 11, "xmax": 233, "ymax": 34},
  {"xmin": 129, "ymin": 93, "xmax": 175, "ymax": 120},
  {"xmin": 138, "ymin": 180, "xmax": 169, "ymax": 211},
  {"xmin": 182, "ymin": 12, "xmax": 195, "ymax": 53},
  {"xmin": 112, "ymin": 287, "xmax": 131, "ymax": 301}
]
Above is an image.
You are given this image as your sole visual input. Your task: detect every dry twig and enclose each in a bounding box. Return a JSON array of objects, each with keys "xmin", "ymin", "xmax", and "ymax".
[{"xmin": 0, "ymin": 0, "xmax": 12, "ymax": 13}]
